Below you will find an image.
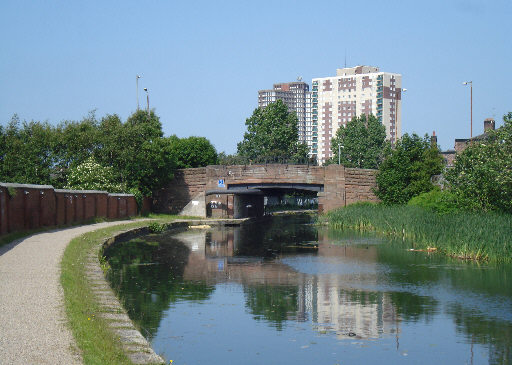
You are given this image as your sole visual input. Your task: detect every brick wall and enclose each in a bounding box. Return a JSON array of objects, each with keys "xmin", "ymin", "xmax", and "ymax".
[
  {"xmin": 152, "ymin": 167, "xmax": 206, "ymax": 214},
  {"xmin": 0, "ymin": 183, "xmax": 138, "ymax": 236},
  {"xmin": 155, "ymin": 164, "xmax": 379, "ymax": 215},
  {"xmin": 344, "ymin": 168, "xmax": 379, "ymax": 205}
]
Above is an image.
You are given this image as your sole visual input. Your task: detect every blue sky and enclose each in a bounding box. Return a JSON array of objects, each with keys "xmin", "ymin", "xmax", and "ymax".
[{"xmin": 1, "ymin": 0, "xmax": 511, "ymax": 153}]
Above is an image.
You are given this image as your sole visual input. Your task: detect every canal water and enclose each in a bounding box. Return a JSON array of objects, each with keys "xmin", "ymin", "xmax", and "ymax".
[{"xmin": 104, "ymin": 215, "xmax": 512, "ymax": 365}]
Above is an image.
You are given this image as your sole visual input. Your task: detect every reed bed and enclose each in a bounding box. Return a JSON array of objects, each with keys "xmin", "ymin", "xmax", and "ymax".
[{"xmin": 327, "ymin": 203, "xmax": 512, "ymax": 263}]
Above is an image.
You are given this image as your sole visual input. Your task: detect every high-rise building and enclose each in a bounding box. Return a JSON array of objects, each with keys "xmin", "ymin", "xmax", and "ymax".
[
  {"xmin": 258, "ymin": 81, "xmax": 311, "ymax": 147},
  {"xmin": 312, "ymin": 66, "xmax": 403, "ymax": 164}
]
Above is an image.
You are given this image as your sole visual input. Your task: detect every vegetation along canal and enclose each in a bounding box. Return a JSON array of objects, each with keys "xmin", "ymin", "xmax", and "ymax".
[{"xmin": 103, "ymin": 215, "xmax": 512, "ymax": 365}]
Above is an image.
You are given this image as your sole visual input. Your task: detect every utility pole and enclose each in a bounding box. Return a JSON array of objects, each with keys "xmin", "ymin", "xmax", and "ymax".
[{"xmin": 144, "ymin": 88, "xmax": 149, "ymax": 118}]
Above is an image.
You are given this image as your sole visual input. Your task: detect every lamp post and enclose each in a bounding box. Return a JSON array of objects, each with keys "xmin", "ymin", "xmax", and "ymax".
[
  {"xmin": 338, "ymin": 144, "xmax": 343, "ymax": 165},
  {"xmin": 463, "ymin": 81, "xmax": 473, "ymax": 140},
  {"xmin": 144, "ymin": 88, "xmax": 149, "ymax": 117},
  {"xmin": 136, "ymin": 75, "xmax": 141, "ymax": 110}
]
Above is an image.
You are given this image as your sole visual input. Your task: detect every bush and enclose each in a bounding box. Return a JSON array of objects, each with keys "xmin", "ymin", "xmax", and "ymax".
[
  {"xmin": 148, "ymin": 222, "xmax": 166, "ymax": 233},
  {"xmin": 446, "ymin": 112, "xmax": 512, "ymax": 214},
  {"xmin": 65, "ymin": 157, "xmax": 126, "ymax": 192},
  {"xmin": 408, "ymin": 188, "xmax": 459, "ymax": 215},
  {"xmin": 375, "ymin": 134, "xmax": 444, "ymax": 205}
]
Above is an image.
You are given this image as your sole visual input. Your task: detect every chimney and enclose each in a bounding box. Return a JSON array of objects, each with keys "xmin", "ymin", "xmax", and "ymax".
[
  {"xmin": 484, "ymin": 118, "xmax": 495, "ymax": 132},
  {"xmin": 431, "ymin": 130, "xmax": 438, "ymax": 146}
]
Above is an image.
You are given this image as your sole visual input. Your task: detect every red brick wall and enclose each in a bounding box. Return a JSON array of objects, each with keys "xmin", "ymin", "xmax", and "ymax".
[
  {"xmin": 344, "ymin": 168, "xmax": 379, "ymax": 205},
  {"xmin": 127, "ymin": 197, "xmax": 137, "ymax": 217},
  {"xmin": 107, "ymin": 195, "xmax": 119, "ymax": 219},
  {"xmin": 0, "ymin": 184, "xmax": 137, "ymax": 236},
  {"xmin": 55, "ymin": 192, "xmax": 67, "ymax": 226},
  {"xmin": 7, "ymin": 188, "xmax": 25, "ymax": 232},
  {"xmin": 96, "ymin": 194, "xmax": 108, "ymax": 218},
  {"xmin": 153, "ymin": 167, "xmax": 207, "ymax": 214},
  {"xmin": 119, "ymin": 197, "xmax": 127, "ymax": 218},
  {"xmin": 0, "ymin": 187, "xmax": 7, "ymax": 235},
  {"xmin": 84, "ymin": 194, "xmax": 96, "ymax": 220}
]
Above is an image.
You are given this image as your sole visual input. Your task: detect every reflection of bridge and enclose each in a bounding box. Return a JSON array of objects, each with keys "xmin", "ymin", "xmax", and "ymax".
[{"xmin": 154, "ymin": 164, "xmax": 378, "ymax": 218}]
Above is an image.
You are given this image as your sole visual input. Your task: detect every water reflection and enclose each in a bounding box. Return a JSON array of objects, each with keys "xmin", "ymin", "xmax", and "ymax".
[{"xmin": 105, "ymin": 216, "xmax": 512, "ymax": 364}]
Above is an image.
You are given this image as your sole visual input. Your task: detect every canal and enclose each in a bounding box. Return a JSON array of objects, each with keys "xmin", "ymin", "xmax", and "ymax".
[{"xmin": 104, "ymin": 215, "xmax": 512, "ymax": 365}]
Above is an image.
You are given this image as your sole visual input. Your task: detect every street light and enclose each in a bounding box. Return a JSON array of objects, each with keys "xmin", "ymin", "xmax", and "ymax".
[
  {"xmin": 463, "ymin": 81, "xmax": 473, "ymax": 140},
  {"xmin": 136, "ymin": 75, "xmax": 141, "ymax": 110},
  {"xmin": 338, "ymin": 144, "xmax": 344, "ymax": 165},
  {"xmin": 144, "ymin": 88, "xmax": 150, "ymax": 117}
]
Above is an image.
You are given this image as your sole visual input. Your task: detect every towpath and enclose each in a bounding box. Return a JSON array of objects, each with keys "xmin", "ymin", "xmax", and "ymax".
[{"xmin": 0, "ymin": 221, "xmax": 137, "ymax": 365}]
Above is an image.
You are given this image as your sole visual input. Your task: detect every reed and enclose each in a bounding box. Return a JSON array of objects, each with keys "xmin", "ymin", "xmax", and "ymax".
[{"xmin": 327, "ymin": 203, "xmax": 512, "ymax": 263}]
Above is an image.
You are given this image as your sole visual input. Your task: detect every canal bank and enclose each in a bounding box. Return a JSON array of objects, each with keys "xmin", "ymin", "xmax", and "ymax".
[
  {"xmin": 326, "ymin": 203, "xmax": 512, "ymax": 263},
  {"xmin": 60, "ymin": 217, "xmax": 253, "ymax": 365}
]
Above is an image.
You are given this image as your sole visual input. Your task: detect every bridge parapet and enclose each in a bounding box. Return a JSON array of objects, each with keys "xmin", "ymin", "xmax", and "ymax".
[{"xmin": 154, "ymin": 164, "xmax": 378, "ymax": 216}]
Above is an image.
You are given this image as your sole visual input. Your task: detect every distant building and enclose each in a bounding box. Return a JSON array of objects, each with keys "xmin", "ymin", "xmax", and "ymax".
[
  {"xmin": 312, "ymin": 66, "xmax": 403, "ymax": 165},
  {"xmin": 258, "ymin": 81, "xmax": 312, "ymax": 156},
  {"xmin": 441, "ymin": 118, "xmax": 496, "ymax": 168}
]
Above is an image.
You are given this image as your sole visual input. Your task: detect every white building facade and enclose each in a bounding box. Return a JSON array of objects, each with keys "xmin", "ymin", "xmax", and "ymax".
[
  {"xmin": 312, "ymin": 66, "xmax": 403, "ymax": 165},
  {"xmin": 258, "ymin": 81, "xmax": 311, "ymax": 148}
]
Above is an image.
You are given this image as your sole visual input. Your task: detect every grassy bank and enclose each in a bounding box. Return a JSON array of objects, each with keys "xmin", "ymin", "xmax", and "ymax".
[
  {"xmin": 60, "ymin": 215, "xmax": 191, "ymax": 364},
  {"xmin": 61, "ymin": 221, "xmax": 149, "ymax": 364},
  {"xmin": 327, "ymin": 203, "xmax": 512, "ymax": 263}
]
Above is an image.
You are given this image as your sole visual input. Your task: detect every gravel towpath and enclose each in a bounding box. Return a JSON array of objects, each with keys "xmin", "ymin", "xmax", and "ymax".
[{"xmin": 0, "ymin": 221, "xmax": 137, "ymax": 365}]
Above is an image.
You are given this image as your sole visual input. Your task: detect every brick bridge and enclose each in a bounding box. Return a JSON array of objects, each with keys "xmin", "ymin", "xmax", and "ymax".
[{"xmin": 153, "ymin": 164, "xmax": 378, "ymax": 218}]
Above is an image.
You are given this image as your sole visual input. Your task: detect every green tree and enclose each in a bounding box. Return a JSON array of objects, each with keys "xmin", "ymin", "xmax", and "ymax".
[
  {"xmin": 446, "ymin": 112, "xmax": 512, "ymax": 213},
  {"xmin": 375, "ymin": 133, "xmax": 443, "ymax": 204},
  {"xmin": 54, "ymin": 112, "xmax": 100, "ymax": 173},
  {"xmin": 94, "ymin": 113, "xmax": 124, "ymax": 169},
  {"xmin": 330, "ymin": 114, "xmax": 386, "ymax": 169},
  {"xmin": 168, "ymin": 136, "xmax": 218, "ymax": 168},
  {"xmin": 118, "ymin": 110, "xmax": 176, "ymax": 196},
  {"xmin": 0, "ymin": 115, "xmax": 56, "ymax": 185},
  {"xmin": 65, "ymin": 156, "xmax": 125, "ymax": 192},
  {"xmin": 237, "ymin": 100, "xmax": 308, "ymax": 162}
]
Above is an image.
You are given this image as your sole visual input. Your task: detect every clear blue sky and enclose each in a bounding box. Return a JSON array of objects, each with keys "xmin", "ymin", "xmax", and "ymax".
[{"xmin": 1, "ymin": 0, "xmax": 511, "ymax": 153}]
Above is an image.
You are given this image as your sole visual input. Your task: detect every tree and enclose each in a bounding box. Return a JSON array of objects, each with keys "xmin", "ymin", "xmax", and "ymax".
[
  {"xmin": 65, "ymin": 156, "xmax": 125, "ymax": 192},
  {"xmin": 237, "ymin": 100, "xmax": 308, "ymax": 162},
  {"xmin": 168, "ymin": 136, "xmax": 218, "ymax": 168},
  {"xmin": 446, "ymin": 112, "xmax": 512, "ymax": 213},
  {"xmin": 375, "ymin": 133, "xmax": 443, "ymax": 205},
  {"xmin": 54, "ymin": 111, "xmax": 100, "ymax": 173},
  {"xmin": 330, "ymin": 114, "xmax": 386, "ymax": 169},
  {"xmin": 115, "ymin": 110, "xmax": 176, "ymax": 196},
  {"xmin": 0, "ymin": 115, "xmax": 56, "ymax": 185}
]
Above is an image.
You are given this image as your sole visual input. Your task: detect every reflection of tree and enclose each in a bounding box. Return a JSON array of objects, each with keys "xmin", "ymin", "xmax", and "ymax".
[
  {"xmin": 104, "ymin": 235, "xmax": 215, "ymax": 339},
  {"xmin": 388, "ymin": 291, "xmax": 438, "ymax": 322},
  {"xmin": 447, "ymin": 303, "xmax": 512, "ymax": 365},
  {"xmin": 244, "ymin": 285, "xmax": 299, "ymax": 330}
]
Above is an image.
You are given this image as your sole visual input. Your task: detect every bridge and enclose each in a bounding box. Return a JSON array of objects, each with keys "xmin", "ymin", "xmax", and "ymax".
[{"xmin": 153, "ymin": 164, "xmax": 378, "ymax": 218}]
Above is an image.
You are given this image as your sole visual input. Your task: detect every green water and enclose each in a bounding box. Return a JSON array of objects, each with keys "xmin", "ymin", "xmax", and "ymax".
[{"xmin": 104, "ymin": 215, "xmax": 512, "ymax": 364}]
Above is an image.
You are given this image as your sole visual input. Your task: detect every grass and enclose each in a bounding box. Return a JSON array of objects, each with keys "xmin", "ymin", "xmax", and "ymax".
[
  {"xmin": 327, "ymin": 203, "xmax": 512, "ymax": 263},
  {"xmin": 60, "ymin": 215, "xmax": 186, "ymax": 364}
]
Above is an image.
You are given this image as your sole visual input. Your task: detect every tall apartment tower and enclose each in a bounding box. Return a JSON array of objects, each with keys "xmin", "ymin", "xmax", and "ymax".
[
  {"xmin": 312, "ymin": 66, "xmax": 403, "ymax": 164},
  {"xmin": 258, "ymin": 81, "xmax": 311, "ymax": 146}
]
